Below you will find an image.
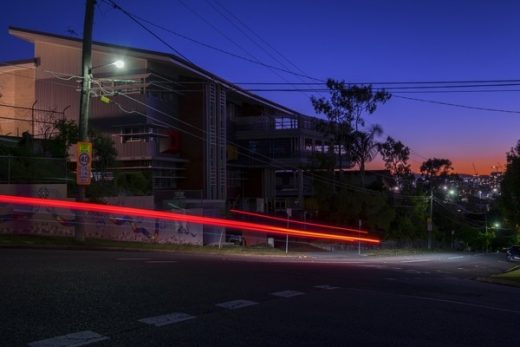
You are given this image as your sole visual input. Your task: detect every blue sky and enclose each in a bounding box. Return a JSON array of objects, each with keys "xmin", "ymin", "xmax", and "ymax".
[{"xmin": 2, "ymin": 0, "xmax": 520, "ymax": 174}]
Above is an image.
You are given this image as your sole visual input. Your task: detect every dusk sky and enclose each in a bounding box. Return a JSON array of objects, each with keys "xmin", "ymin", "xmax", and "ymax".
[{"xmin": 2, "ymin": 0, "xmax": 520, "ymax": 175}]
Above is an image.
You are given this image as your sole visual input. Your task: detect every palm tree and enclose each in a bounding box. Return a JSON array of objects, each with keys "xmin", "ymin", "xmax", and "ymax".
[{"xmin": 350, "ymin": 124, "xmax": 383, "ymax": 186}]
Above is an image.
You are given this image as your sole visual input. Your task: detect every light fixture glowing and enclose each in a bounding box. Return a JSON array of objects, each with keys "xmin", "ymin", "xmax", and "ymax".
[
  {"xmin": 0, "ymin": 195, "xmax": 380, "ymax": 244},
  {"xmin": 113, "ymin": 60, "xmax": 125, "ymax": 69}
]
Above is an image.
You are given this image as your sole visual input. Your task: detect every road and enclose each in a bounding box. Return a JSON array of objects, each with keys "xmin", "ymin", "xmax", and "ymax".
[{"xmin": 0, "ymin": 248, "xmax": 518, "ymax": 346}]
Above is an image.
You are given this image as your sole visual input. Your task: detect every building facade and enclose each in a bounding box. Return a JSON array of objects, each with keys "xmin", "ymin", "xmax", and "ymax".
[{"xmin": 1, "ymin": 27, "xmax": 348, "ymax": 244}]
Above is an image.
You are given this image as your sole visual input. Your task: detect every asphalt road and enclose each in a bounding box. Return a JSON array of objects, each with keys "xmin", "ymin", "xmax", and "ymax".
[{"xmin": 0, "ymin": 248, "xmax": 518, "ymax": 346}]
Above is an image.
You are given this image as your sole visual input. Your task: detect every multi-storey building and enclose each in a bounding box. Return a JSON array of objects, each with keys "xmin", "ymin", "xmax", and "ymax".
[{"xmin": 1, "ymin": 27, "xmax": 346, "ymax": 243}]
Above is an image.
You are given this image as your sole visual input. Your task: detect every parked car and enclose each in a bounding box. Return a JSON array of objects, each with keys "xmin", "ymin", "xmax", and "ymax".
[{"xmin": 506, "ymin": 245, "xmax": 520, "ymax": 262}]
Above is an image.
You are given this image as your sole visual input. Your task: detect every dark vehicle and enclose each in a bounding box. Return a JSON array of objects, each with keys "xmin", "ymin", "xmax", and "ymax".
[{"xmin": 506, "ymin": 246, "xmax": 520, "ymax": 262}]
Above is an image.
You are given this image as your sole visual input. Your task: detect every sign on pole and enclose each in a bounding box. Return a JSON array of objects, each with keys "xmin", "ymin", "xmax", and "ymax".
[{"xmin": 76, "ymin": 142, "xmax": 92, "ymax": 185}]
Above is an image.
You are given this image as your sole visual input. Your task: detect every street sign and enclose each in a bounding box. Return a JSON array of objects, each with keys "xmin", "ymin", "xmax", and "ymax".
[{"xmin": 76, "ymin": 142, "xmax": 92, "ymax": 185}]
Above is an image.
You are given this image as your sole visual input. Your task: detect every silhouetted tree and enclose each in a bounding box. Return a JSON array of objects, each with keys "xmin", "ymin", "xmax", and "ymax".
[
  {"xmin": 378, "ymin": 136, "xmax": 411, "ymax": 177},
  {"xmin": 350, "ymin": 124, "xmax": 383, "ymax": 186},
  {"xmin": 311, "ymin": 79, "xmax": 391, "ymax": 171},
  {"xmin": 500, "ymin": 140, "xmax": 520, "ymax": 242},
  {"xmin": 420, "ymin": 158, "xmax": 453, "ymax": 181}
]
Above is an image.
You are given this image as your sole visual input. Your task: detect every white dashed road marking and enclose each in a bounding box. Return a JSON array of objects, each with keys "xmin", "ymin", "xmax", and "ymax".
[
  {"xmin": 314, "ymin": 284, "xmax": 339, "ymax": 290},
  {"xmin": 216, "ymin": 299, "xmax": 258, "ymax": 310},
  {"xmin": 139, "ymin": 312, "xmax": 195, "ymax": 327},
  {"xmin": 271, "ymin": 290, "xmax": 304, "ymax": 298},
  {"xmin": 448, "ymin": 256, "xmax": 464, "ymax": 260},
  {"xmin": 28, "ymin": 330, "xmax": 109, "ymax": 347}
]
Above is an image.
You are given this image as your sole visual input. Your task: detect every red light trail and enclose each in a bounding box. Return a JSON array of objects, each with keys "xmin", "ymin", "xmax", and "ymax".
[
  {"xmin": 230, "ymin": 209, "xmax": 369, "ymax": 234},
  {"xmin": 0, "ymin": 195, "xmax": 380, "ymax": 244}
]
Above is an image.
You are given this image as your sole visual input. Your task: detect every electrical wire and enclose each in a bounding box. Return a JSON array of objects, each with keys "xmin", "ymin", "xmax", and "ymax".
[
  {"xmin": 210, "ymin": 0, "xmax": 310, "ymax": 78},
  {"xmin": 176, "ymin": 0, "xmax": 315, "ymax": 99},
  {"xmin": 101, "ymin": 1, "xmax": 321, "ymax": 81},
  {"xmin": 104, "ymin": 0, "xmax": 192, "ymax": 63}
]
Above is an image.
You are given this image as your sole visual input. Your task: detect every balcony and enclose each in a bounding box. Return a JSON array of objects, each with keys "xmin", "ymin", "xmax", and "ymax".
[{"xmin": 114, "ymin": 141, "xmax": 157, "ymax": 159}]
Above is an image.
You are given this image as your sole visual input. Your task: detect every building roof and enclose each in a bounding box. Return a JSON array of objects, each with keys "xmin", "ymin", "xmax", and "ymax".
[
  {"xmin": 9, "ymin": 26, "xmax": 309, "ymax": 117},
  {"xmin": 0, "ymin": 58, "xmax": 38, "ymax": 72}
]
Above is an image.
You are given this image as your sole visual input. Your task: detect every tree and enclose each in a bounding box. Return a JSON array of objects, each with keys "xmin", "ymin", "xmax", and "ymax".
[
  {"xmin": 420, "ymin": 158, "xmax": 453, "ymax": 181},
  {"xmin": 50, "ymin": 119, "xmax": 79, "ymax": 157},
  {"xmin": 500, "ymin": 140, "xmax": 520, "ymax": 238},
  {"xmin": 350, "ymin": 124, "xmax": 383, "ymax": 187},
  {"xmin": 311, "ymin": 79, "xmax": 391, "ymax": 171},
  {"xmin": 89, "ymin": 128, "xmax": 117, "ymax": 177},
  {"xmin": 311, "ymin": 80, "xmax": 392, "ymax": 131},
  {"xmin": 378, "ymin": 136, "xmax": 411, "ymax": 178}
]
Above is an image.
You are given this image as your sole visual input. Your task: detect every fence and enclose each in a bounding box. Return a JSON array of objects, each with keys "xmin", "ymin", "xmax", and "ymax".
[{"xmin": 0, "ymin": 156, "xmax": 69, "ymax": 184}]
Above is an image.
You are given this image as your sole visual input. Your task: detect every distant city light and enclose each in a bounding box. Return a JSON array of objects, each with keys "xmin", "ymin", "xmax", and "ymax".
[{"xmin": 448, "ymin": 189, "xmax": 456, "ymax": 196}]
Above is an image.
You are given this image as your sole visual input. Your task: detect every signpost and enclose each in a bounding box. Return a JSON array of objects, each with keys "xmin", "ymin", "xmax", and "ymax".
[
  {"xmin": 286, "ymin": 208, "xmax": 292, "ymax": 254},
  {"xmin": 76, "ymin": 142, "xmax": 92, "ymax": 185}
]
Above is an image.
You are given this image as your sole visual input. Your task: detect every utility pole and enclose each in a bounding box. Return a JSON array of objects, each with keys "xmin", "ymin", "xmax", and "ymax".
[
  {"xmin": 427, "ymin": 189, "xmax": 433, "ymax": 249},
  {"xmin": 75, "ymin": 0, "xmax": 96, "ymax": 241}
]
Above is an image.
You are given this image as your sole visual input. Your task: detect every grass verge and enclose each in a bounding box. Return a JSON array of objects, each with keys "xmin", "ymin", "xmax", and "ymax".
[{"xmin": 479, "ymin": 265, "xmax": 520, "ymax": 287}]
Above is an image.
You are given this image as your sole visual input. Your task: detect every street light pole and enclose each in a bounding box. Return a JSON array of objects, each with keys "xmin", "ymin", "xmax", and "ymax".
[{"xmin": 75, "ymin": 0, "xmax": 96, "ymax": 241}]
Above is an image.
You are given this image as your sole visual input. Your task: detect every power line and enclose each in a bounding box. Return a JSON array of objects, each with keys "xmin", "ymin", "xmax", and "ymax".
[
  {"xmin": 104, "ymin": 0, "xmax": 192, "ymax": 63},
  {"xmin": 200, "ymin": 0, "xmax": 319, "ymax": 99},
  {"xmin": 176, "ymin": 0, "xmax": 315, "ymax": 98},
  {"xmin": 393, "ymin": 95, "xmax": 520, "ymax": 115},
  {"xmin": 211, "ymin": 0, "xmax": 309, "ymax": 78},
  {"xmin": 231, "ymin": 79, "xmax": 520, "ymax": 85},
  {"xmin": 101, "ymin": 1, "xmax": 321, "ymax": 81},
  {"xmin": 0, "ymin": 103, "xmax": 65, "ymax": 114}
]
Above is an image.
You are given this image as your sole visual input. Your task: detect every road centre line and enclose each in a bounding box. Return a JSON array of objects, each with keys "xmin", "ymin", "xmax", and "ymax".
[
  {"xmin": 139, "ymin": 312, "xmax": 195, "ymax": 327},
  {"xmin": 27, "ymin": 330, "xmax": 109, "ymax": 347},
  {"xmin": 448, "ymin": 256, "xmax": 464, "ymax": 260},
  {"xmin": 347, "ymin": 288, "xmax": 520, "ymax": 315}
]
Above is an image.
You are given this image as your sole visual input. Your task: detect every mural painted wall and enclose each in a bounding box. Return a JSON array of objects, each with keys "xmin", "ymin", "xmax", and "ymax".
[{"xmin": 0, "ymin": 185, "xmax": 203, "ymax": 245}]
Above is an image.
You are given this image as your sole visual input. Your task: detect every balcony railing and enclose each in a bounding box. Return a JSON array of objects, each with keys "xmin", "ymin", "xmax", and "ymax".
[{"xmin": 113, "ymin": 141, "xmax": 157, "ymax": 159}]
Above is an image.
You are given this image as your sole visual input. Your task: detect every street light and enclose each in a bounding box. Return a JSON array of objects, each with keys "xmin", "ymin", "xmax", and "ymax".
[
  {"xmin": 92, "ymin": 59, "xmax": 125, "ymax": 70},
  {"xmin": 113, "ymin": 60, "xmax": 125, "ymax": 69}
]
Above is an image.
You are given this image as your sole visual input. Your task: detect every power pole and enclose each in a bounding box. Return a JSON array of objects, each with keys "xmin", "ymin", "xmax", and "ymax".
[
  {"xmin": 427, "ymin": 189, "xmax": 433, "ymax": 249},
  {"xmin": 75, "ymin": 0, "xmax": 96, "ymax": 241}
]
